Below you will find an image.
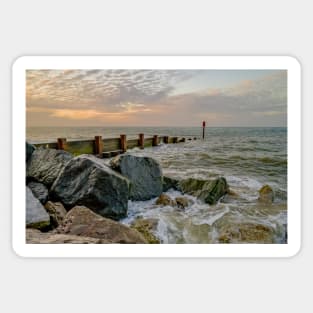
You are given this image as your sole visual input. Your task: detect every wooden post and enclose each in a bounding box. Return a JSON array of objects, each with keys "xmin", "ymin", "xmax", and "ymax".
[
  {"xmin": 94, "ymin": 136, "xmax": 103, "ymax": 154},
  {"xmin": 164, "ymin": 136, "xmax": 169, "ymax": 144},
  {"xmin": 120, "ymin": 134, "xmax": 127, "ymax": 152},
  {"xmin": 139, "ymin": 133, "xmax": 144, "ymax": 149},
  {"xmin": 152, "ymin": 135, "xmax": 158, "ymax": 146},
  {"xmin": 57, "ymin": 138, "xmax": 67, "ymax": 150},
  {"xmin": 202, "ymin": 120, "xmax": 206, "ymax": 139}
]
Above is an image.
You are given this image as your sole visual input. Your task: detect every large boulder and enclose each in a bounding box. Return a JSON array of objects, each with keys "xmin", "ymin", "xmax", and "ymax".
[
  {"xmin": 27, "ymin": 181, "xmax": 48, "ymax": 204},
  {"xmin": 110, "ymin": 154, "xmax": 163, "ymax": 201},
  {"xmin": 50, "ymin": 154, "xmax": 130, "ymax": 219},
  {"xmin": 26, "ymin": 186, "xmax": 50, "ymax": 230},
  {"xmin": 26, "ymin": 142, "xmax": 35, "ymax": 163},
  {"xmin": 179, "ymin": 177, "xmax": 228, "ymax": 205},
  {"xmin": 57, "ymin": 206, "xmax": 147, "ymax": 243},
  {"xmin": 26, "ymin": 229, "xmax": 109, "ymax": 244},
  {"xmin": 27, "ymin": 148, "xmax": 73, "ymax": 187}
]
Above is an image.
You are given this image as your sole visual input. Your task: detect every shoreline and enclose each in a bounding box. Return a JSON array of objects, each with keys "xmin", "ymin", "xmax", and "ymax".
[{"xmin": 26, "ymin": 138, "xmax": 287, "ymax": 244}]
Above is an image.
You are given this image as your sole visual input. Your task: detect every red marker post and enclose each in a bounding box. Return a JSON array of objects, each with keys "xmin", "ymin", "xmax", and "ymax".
[{"xmin": 202, "ymin": 121, "xmax": 206, "ymax": 139}]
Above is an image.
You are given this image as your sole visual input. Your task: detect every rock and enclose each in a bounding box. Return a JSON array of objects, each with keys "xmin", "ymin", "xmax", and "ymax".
[
  {"xmin": 179, "ymin": 178, "xmax": 206, "ymax": 194},
  {"xmin": 50, "ymin": 154, "xmax": 130, "ymax": 220},
  {"xmin": 218, "ymin": 223, "xmax": 275, "ymax": 243},
  {"xmin": 155, "ymin": 194, "xmax": 176, "ymax": 206},
  {"xmin": 110, "ymin": 154, "xmax": 163, "ymax": 201},
  {"xmin": 175, "ymin": 196, "xmax": 189, "ymax": 209},
  {"xmin": 27, "ymin": 181, "xmax": 48, "ymax": 204},
  {"xmin": 44, "ymin": 201, "xmax": 67, "ymax": 228},
  {"xmin": 26, "ymin": 186, "xmax": 50, "ymax": 230},
  {"xmin": 258, "ymin": 185, "xmax": 274, "ymax": 203},
  {"xmin": 179, "ymin": 177, "xmax": 228, "ymax": 205},
  {"xmin": 27, "ymin": 148, "xmax": 73, "ymax": 187},
  {"xmin": 26, "ymin": 142, "xmax": 35, "ymax": 163},
  {"xmin": 26, "ymin": 229, "xmax": 109, "ymax": 244},
  {"xmin": 162, "ymin": 176, "xmax": 181, "ymax": 192},
  {"xmin": 57, "ymin": 206, "xmax": 147, "ymax": 244},
  {"xmin": 131, "ymin": 218, "xmax": 160, "ymax": 244},
  {"xmin": 227, "ymin": 189, "xmax": 238, "ymax": 197}
]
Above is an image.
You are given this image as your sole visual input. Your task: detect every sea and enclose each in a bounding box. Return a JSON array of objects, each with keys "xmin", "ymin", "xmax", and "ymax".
[{"xmin": 27, "ymin": 126, "xmax": 287, "ymax": 244}]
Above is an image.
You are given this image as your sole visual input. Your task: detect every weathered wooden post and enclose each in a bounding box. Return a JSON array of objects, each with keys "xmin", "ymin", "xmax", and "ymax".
[
  {"xmin": 139, "ymin": 133, "xmax": 144, "ymax": 149},
  {"xmin": 120, "ymin": 134, "xmax": 127, "ymax": 153},
  {"xmin": 202, "ymin": 120, "xmax": 206, "ymax": 140},
  {"xmin": 94, "ymin": 136, "xmax": 103, "ymax": 154},
  {"xmin": 57, "ymin": 138, "xmax": 67, "ymax": 150},
  {"xmin": 152, "ymin": 135, "xmax": 158, "ymax": 146},
  {"xmin": 164, "ymin": 136, "xmax": 169, "ymax": 144}
]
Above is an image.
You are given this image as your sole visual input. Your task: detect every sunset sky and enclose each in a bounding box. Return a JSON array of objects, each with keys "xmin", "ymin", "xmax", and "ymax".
[{"xmin": 26, "ymin": 69, "xmax": 287, "ymax": 127}]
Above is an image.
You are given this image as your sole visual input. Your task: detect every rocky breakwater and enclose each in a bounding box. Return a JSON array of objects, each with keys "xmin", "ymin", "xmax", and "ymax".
[
  {"xmin": 25, "ymin": 144, "xmax": 163, "ymax": 244},
  {"xmin": 25, "ymin": 143, "xmax": 251, "ymax": 244}
]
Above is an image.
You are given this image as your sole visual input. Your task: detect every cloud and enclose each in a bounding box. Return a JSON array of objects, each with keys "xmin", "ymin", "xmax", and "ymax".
[
  {"xmin": 26, "ymin": 69, "xmax": 192, "ymax": 113},
  {"xmin": 26, "ymin": 70, "xmax": 287, "ymax": 127}
]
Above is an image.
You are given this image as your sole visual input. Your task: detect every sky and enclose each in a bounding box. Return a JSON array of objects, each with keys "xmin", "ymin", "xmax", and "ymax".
[{"xmin": 26, "ymin": 69, "xmax": 287, "ymax": 127}]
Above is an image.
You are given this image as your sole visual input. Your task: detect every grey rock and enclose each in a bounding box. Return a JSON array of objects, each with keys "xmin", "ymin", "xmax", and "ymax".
[
  {"xmin": 162, "ymin": 176, "xmax": 181, "ymax": 192},
  {"xmin": 110, "ymin": 154, "xmax": 163, "ymax": 201},
  {"xmin": 27, "ymin": 181, "xmax": 48, "ymax": 204},
  {"xmin": 179, "ymin": 177, "xmax": 228, "ymax": 205},
  {"xmin": 26, "ymin": 187, "xmax": 50, "ymax": 229},
  {"xmin": 26, "ymin": 142, "xmax": 35, "ymax": 163},
  {"xmin": 27, "ymin": 148, "xmax": 73, "ymax": 188},
  {"xmin": 44, "ymin": 201, "xmax": 67, "ymax": 228},
  {"xmin": 50, "ymin": 154, "xmax": 130, "ymax": 220}
]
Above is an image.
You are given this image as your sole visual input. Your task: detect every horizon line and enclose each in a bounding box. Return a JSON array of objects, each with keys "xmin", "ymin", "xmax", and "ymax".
[{"xmin": 26, "ymin": 125, "xmax": 287, "ymax": 128}]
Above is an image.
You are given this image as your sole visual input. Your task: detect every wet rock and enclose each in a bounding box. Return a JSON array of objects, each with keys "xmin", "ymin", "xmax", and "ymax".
[
  {"xmin": 156, "ymin": 193, "xmax": 176, "ymax": 206},
  {"xmin": 179, "ymin": 178, "xmax": 206, "ymax": 194},
  {"xmin": 44, "ymin": 201, "xmax": 67, "ymax": 228},
  {"xmin": 26, "ymin": 228, "xmax": 109, "ymax": 244},
  {"xmin": 57, "ymin": 206, "xmax": 147, "ymax": 243},
  {"xmin": 179, "ymin": 177, "xmax": 228, "ymax": 205},
  {"xmin": 26, "ymin": 142, "xmax": 35, "ymax": 163},
  {"xmin": 26, "ymin": 186, "xmax": 50, "ymax": 230},
  {"xmin": 258, "ymin": 185, "xmax": 274, "ymax": 203},
  {"xmin": 131, "ymin": 218, "xmax": 160, "ymax": 244},
  {"xmin": 218, "ymin": 223, "xmax": 275, "ymax": 243},
  {"xmin": 175, "ymin": 196, "xmax": 189, "ymax": 209},
  {"xmin": 227, "ymin": 189, "xmax": 239, "ymax": 197},
  {"xmin": 110, "ymin": 154, "xmax": 163, "ymax": 201},
  {"xmin": 27, "ymin": 181, "xmax": 48, "ymax": 204},
  {"xmin": 27, "ymin": 148, "xmax": 73, "ymax": 187},
  {"xmin": 162, "ymin": 176, "xmax": 181, "ymax": 192},
  {"xmin": 50, "ymin": 154, "xmax": 130, "ymax": 220}
]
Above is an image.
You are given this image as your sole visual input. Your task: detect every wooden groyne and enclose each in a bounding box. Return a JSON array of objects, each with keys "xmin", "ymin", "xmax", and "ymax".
[{"xmin": 33, "ymin": 134, "xmax": 198, "ymax": 158}]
